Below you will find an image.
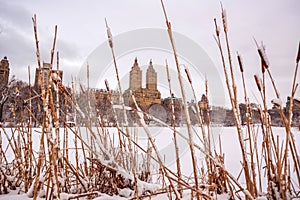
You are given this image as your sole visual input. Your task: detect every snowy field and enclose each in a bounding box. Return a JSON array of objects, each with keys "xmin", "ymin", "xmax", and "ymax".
[{"xmin": 0, "ymin": 126, "xmax": 299, "ymax": 199}]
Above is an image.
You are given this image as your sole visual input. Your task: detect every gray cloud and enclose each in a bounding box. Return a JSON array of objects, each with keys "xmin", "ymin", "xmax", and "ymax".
[
  {"xmin": 0, "ymin": 0, "xmax": 299, "ymax": 105},
  {"xmin": 0, "ymin": 1, "xmax": 33, "ymax": 32},
  {"xmin": 0, "ymin": 0, "xmax": 84, "ymax": 84},
  {"xmin": 0, "ymin": 1, "xmax": 35, "ymax": 80}
]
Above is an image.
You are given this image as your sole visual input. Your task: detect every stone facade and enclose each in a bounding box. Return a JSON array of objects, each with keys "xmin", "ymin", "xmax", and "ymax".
[
  {"xmin": 286, "ymin": 97, "xmax": 300, "ymax": 127},
  {"xmin": 162, "ymin": 95, "xmax": 182, "ymax": 126},
  {"xmin": 34, "ymin": 62, "xmax": 63, "ymax": 88},
  {"xmin": 286, "ymin": 96, "xmax": 300, "ymax": 111},
  {"xmin": 0, "ymin": 56, "xmax": 10, "ymax": 86},
  {"xmin": 129, "ymin": 57, "xmax": 142, "ymax": 91},
  {"xmin": 128, "ymin": 88, "xmax": 161, "ymax": 111},
  {"xmin": 146, "ymin": 60, "xmax": 157, "ymax": 90}
]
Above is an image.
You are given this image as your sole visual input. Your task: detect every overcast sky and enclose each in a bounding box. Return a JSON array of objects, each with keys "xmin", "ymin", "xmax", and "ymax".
[{"xmin": 0, "ymin": 0, "xmax": 299, "ymax": 107}]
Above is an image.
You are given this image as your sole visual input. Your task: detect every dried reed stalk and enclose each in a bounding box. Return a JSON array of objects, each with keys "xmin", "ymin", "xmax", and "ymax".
[
  {"xmin": 131, "ymin": 93, "xmax": 181, "ymax": 199},
  {"xmin": 214, "ymin": 16, "xmax": 254, "ymax": 197},
  {"xmin": 31, "ymin": 15, "xmax": 47, "ymax": 199},
  {"xmin": 32, "ymin": 14, "xmax": 41, "ymax": 69},
  {"xmin": 237, "ymin": 53, "xmax": 258, "ymax": 196},
  {"xmin": 285, "ymin": 42, "xmax": 300, "ymax": 185},
  {"xmin": 165, "ymin": 60, "xmax": 182, "ymax": 197},
  {"xmin": 55, "ymin": 51, "xmax": 60, "ymax": 147},
  {"xmin": 183, "ymin": 64, "xmax": 214, "ymax": 184},
  {"xmin": 105, "ymin": 19, "xmax": 140, "ymax": 198},
  {"xmin": 160, "ymin": 1, "xmax": 200, "ymax": 198},
  {"xmin": 104, "ymin": 79, "xmax": 126, "ymax": 168},
  {"xmin": 254, "ymin": 40, "xmax": 300, "ymax": 199}
]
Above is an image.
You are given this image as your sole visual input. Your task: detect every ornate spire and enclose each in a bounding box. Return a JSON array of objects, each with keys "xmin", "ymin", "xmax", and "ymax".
[
  {"xmin": 132, "ymin": 57, "xmax": 139, "ymax": 69},
  {"xmin": 148, "ymin": 59, "xmax": 154, "ymax": 70}
]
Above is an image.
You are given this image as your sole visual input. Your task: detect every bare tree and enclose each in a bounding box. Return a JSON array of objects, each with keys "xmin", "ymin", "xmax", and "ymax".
[{"xmin": 0, "ymin": 76, "xmax": 16, "ymax": 122}]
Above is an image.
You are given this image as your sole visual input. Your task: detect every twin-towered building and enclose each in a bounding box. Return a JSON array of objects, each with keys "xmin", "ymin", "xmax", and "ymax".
[{"xmin": 124, "ymin": 58, "xmax": 161, "ymax": 111}]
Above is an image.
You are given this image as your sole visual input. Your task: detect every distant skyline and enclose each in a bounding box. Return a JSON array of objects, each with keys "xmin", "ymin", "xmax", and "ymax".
[{"xmin": 0, "ymin": 0, "xmax": 299, "ymax": 107}]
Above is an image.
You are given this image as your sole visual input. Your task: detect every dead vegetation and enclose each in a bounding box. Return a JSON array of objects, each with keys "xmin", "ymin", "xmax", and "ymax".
[{"xmin": 0, "ymin": 2, "xmax": 299, "ymax": 200}]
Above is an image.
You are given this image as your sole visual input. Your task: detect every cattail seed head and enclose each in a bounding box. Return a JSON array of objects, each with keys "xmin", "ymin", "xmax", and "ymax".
[
  {"xmin": 214, "ymin": 18, "xmax": 220, "ymax": 37},
  {"xmin": 86, "ymin": 63, "xmax": 89, "ymax": 77},
  {"xmin": 107, "ymin": 28, "xmax": 113, "ymax": 48},
  {"xmin": 105, "ymin": 79, "xmax": 110, "ymax": 91},
  {"xmin": 167, "ymin": 21, "xmax": 171, "ymax": 29},
  {"xmin": 296, "ymin": 41, "xmax": 300, "ymax": 63},
  {"xmin": 258, "ymin": 107, "xmax": 261, "ymax": 115},
  {"xmin": 257, "ymin": 48, "xmax": 269, "ymax": 69},
  {"xmin": 257, "ymin": 45, "xmax": 269, "ymax": 69},
  {"xmin": 205, "ymin": 79, "xmax": 209, "ymax": 95},
  {"xmin": 261, "ymin": 58, "xmax": 265, "ymax": 74},
  {"xmin": 184, "ymin": 66, "xmax": 192, "ymax": 84},
  {"xmin": 105, "ymin": 18, "xmax": 113, "ymax": 48},
  {"xmin": 271, "ymin": 98, "xmax": 282, "ymax": 108},
  {"xmin": 222, "ymin": 9, "xmax": 228, "ymax": 33},
  {"xmin": 254, "ymin": 74, "xmax": 262, "ymax": 91},
  {"xmin": 237, "ymin": 53, "xmax": 244, "ymax": 73},
  {"xmin": 165, "ymin": 60, "xmax": 171, "ymax": 82}
]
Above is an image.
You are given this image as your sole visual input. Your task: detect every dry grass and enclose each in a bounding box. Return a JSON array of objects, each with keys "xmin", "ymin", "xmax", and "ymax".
[{"xmin": 0, "ymin": 3, "xmax": 299, "ymax": 200}]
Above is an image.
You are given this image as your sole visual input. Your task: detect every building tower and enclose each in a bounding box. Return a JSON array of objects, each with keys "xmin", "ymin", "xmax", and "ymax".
[
  {"xmin": 0, "ymin": 56, "xmax": 10, "ymax": 86},
  {"xmin": 129, "ymin": 57, "xmax": 142, "ymax": 91},
  {"xmin": 34, "ymin": 62, "xmax": 63, "ymax": 87},
  {"xmin": 146, "ymin": 59, "xmax": 157, "ymax": 91}
]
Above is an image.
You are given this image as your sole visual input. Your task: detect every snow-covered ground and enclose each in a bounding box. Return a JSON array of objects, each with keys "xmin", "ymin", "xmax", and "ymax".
[{"xmin": 0, "ymin": 126, "xmax": 299, "ymax": 199}]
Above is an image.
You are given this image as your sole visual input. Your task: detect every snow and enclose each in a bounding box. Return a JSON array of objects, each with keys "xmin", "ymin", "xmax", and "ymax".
[
  {"xmin": 0, "ymin": 127, "xmax": 299, "ymax": 199},
  {"xmin": 256, "ymin": 197, "xmax": 268, "ymax": 200},
  {"xmin": 112, "ymin": 105, "xmax": 132, "ymax": 111},
  {"xmin": 271, "ymin": 98, "xmax": 282, "ymax": 107},
  {"xmin": 59, "ymin": 193, "xmax": 70, "ymax": 200},
  {"xmin": 94, "ymin": 194, "xmax": 127, "ymax": 200},
  {"xmin": 0, "ymin": 193, "xmax": 29, "ymax": 200},
  {"xmin": 0, "ymin": 190, "xmax": 239, "ymax": 200},
  {"xmin": 137, "ymin": 180, "xmax": 160, "ymax": 196},
  {"xmin": 26, "ymin": 182, "xmax": 35, "ymax": 198},
  {"xmin": 119, "ymin": 188, "xmax": 133, "ymax": 198}
]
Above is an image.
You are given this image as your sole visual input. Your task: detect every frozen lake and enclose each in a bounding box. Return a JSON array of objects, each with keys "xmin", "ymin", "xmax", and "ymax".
[{"xmin": 0, "ymin": 126, "xmax": 299, "ymax": 198}]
